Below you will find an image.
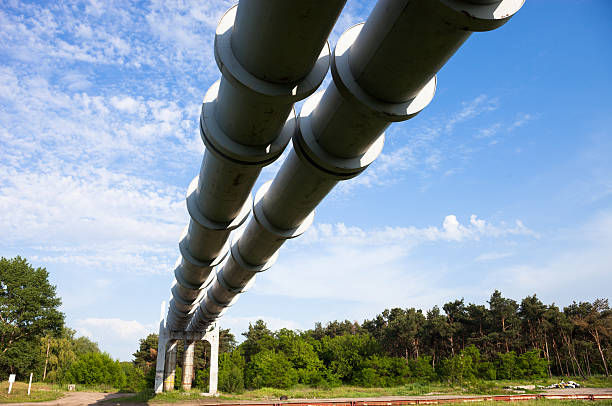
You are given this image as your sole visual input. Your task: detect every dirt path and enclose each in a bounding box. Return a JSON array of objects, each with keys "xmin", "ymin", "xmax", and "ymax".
[{"xmin": 3, "ymin": 391, "xmax": 128, "ymax": 405}]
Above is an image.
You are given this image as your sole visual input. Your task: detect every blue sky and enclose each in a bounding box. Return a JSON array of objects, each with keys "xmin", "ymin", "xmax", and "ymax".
[{"xmin": 1, "ymin": 1, "xmax": 611, "ymax": 361}]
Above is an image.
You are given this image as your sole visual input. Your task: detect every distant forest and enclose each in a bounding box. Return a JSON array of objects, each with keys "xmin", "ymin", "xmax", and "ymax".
[
  {"xmin": 2, "ymin": 256, "xmax": 610, "ymax": 391},
  {"xmin": 134, "ymin": 290, "xmax": 611, "ymax": 391}
]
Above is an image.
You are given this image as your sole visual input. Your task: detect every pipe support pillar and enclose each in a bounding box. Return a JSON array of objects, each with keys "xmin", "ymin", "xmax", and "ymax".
[
  {"xmin": 181, "ymin": 340, "xmax": 196, "ymax": 391},
  {"xmin": 162, "ymin": 340, "xmax": 178, "ymax": 392}
]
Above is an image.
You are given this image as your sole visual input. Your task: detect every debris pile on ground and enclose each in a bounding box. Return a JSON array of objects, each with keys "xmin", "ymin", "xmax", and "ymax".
[{"xmin": 537, "ymin": 381, "xmax": 581, "ymax": 389}]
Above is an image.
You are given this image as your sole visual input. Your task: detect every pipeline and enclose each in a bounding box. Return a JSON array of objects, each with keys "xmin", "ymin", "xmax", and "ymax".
[
  {"xmin": 165, "ymin": 0, "xmax": 347, "ymax": 331},
  {"xmin": 187, "ymin": 0, "xmax": 524, "ymax": 332}
]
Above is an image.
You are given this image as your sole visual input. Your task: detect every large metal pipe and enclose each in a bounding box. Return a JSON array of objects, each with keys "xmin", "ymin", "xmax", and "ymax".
[
  {"xmin": 166, "ymin": 0, "xmax": 346, "ymax": 331},
  {"xmin": 188, "ymin": 0, "xmax": 524, "ymax": 332}
]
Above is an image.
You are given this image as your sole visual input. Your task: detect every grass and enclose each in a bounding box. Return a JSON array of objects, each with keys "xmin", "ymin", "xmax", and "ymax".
[
  {"xmin": 0, "ymin": 381, "xmax": 63, "ymax": 403},
  {"xmin": 102, "ymin": 376, "xmax": 612, "ymax": 404}
]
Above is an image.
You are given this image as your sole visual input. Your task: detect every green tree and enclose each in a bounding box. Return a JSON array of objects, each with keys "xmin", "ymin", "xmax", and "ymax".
[
  {"xmin": 246, "ymin": 349, "xmax": 297, "ymax": 389},
  {"xmin": 0, "ymin": 257, "xmax": 64, "ymax": 377},
  {"xmin": 218, "ymin": 350, "xmax": 245, "ymax": 392},
  {"xmin": 488, "ymin": 290, "xmax": 519, "ymax": 353},
  {"xmin": 133, "ymin": 334, "xmax": 158, "ymax": 374},
  {"xmin": 276, "ymin": 329, "xmax": 324, "ymax": 385},
  {"xmin": 120, "ymin": 361, "xmax": 146, "ymax": 391},
  {"xmin": 241, "ymin": 320, "xmax": 274, "ymax": 363},
  {"xmin": 65, "ymin": 352, "xmax": 126, "ymax": 387}
]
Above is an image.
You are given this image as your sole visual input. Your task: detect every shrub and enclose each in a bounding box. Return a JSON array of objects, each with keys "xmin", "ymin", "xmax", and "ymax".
[
  {"xmin": 65, "ymin": 352, "xmax": 126, "ymax": 387},
  {"xmin": 517, "ymin": 349, "xmax": 548, "ymax": 379},
  {"xmin": 121, "ymin": 362, "xmax": 146, "ymax": 392},
  {"xmin": 246, "ymin": 349, "xmax": 297, "ymax": 389}
]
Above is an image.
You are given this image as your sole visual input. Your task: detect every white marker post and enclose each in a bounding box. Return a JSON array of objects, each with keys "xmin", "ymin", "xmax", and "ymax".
[
  {"xmin": 28, "ymin": 373, "xmax": 33, "ymax": 395},
  {"xmin": 7, "ymin": 374, "xmax": 15, "ymax": 394}
]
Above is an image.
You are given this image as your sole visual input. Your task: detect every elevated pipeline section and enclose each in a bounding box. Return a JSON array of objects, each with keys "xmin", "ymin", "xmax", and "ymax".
[
  {"xmin": 165, "ymin": 0, "xmax": 347, "ymax": 331},
  {"xmin": 187, "ymin": 0, "xmax": 524, "ymax": 332}
]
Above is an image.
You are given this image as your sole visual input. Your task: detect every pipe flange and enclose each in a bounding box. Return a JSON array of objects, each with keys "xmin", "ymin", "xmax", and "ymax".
[
  {"xmin": 203, "ymin": 291, "xmax": 234, "ymax": 317},
  {"xmin": 216, "ymin": 268, "xmax": 256, "ymax": 295},
  {"xmin": 174, "ymin": 263, "xmax": 207, "ymax": 292},
  {"xmin": 332, "ymin": 24, "xmax": 437, "ymax": 123},
  {"xmin": 438, "ymin": 0, "xmax": 524, "ymax": 31},
  {"xmin": 206, "ymin": 283, "xmax": 241, "ymax": 309},
  {"xmin": 170, "ymin": 293, "xmax": 197, "ymax": 314},
  {"xmin": 294, "ymin": 92, "xmax": 385, "ymax": 180},
  {"xmin": 168, "ymin": 300, "xmax": 196, "ymax": 318},
  {"xmin": 200, "ymin": 82, "xmax": 296, "ymax": 166},
  {"xmin": 229, "ymin": 227, "xmax": 280, "ymax": 273},
  {"xmin": 171, "ymin": 279, "xmax": 205, "ymax": 304},
  {"xmin": 179, "ymin": 230, "xmax": 228, "ymax": 271},
  {"xmin": 253, "ymin": 181, "xmax": 315, "ymax": 239},
  {"xmin": 187, "ymin": 175, "xmax": 252, "ymax": 232},
  {"xmin": 173, "ymin": 256, "xmax": 217, "ymax": 292},
  {"xmin": 215, "ymin": 5, "xmax": 330, "ymax": 102}
]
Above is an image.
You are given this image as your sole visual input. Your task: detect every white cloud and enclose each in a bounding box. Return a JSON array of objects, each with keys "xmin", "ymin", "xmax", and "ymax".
[
  {"xmin": 475, "ymin": 252, "xmax": 514, "ymax": 262},
  {"xmin": 300, "ymin": 214, "xmax": 534, "ymax": 246},
  {"xmin": 253, "ymin": 214, "xmax": 535, "ymax": 306},
  {"xmin": 74, "ymin": 318, "xmax": 156, "ymax": 360},
  {"xmin": 110, "ymin": 96, "xmax": 142, "ymax": 114}
]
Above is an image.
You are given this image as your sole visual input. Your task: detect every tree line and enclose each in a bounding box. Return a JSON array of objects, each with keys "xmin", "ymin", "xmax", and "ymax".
[
  {"xmin": 134, "ymin": 291, "xmax": 611, "ymax": 391},
  {"xmin": 0, "ymin": 256, "xmax": 145, "ymax": 390},
  {"xmin": 2, "ymin": 256, "xmax": 610, "ymax": 392}
]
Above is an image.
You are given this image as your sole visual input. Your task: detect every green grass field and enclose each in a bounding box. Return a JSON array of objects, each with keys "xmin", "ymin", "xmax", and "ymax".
[
  {"xmin": 105, "ymin": 376, "xmax": 612, "ymax": 404},
  {"xmin": 0, "ymin": 381, "xmax": 63, "ymax": 403}
]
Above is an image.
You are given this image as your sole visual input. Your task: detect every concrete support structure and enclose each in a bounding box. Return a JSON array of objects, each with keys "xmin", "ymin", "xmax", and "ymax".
[
  {"xmin": 156, "ymin": 304, "xmax": 220, "ymax": 394},
  {"xmin": 181, "ymin": 340, "xmax": 196, "ymax": 391},
  {"xmin": 207, "ymin": 326, "xmax": 219, "ymax": 395},
  {"xmin": 154, "ymin": 301, "xmax": 168, "ymax": 394},
  {"xmin": 187, "ymin": 0, "xmax": 524, "ymax": 333},
  {"xmin": 162, "ymin": 340, "xmax": 178, "ymax": 392},
  {"xmin": 165, "ymin": 0, "xmax": 347, "ymax": 332}
]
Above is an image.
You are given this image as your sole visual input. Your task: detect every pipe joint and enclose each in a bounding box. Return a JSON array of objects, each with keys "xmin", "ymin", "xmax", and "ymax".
[
  {"xmin": 253, "ymin": 181, "xmax": 315, "ymax": 239},
  {"xmin": 230, "ymin": 229, "xmax": 279, "ymax": 274},
  {"xmin": 437, "ymin": 0, "xmax": 524, "ymax": 31},
  {"xmin": 216, "ymin": 268, "xmax": 255, "ymax": 296},
  {"xmin": 205, "ymin": 284, "xmax": 240, "ymax": 314},
  {"xmin": 173, "ymin": 259, "xmax": 215, "ymax": 293},
  {"xmin": 294, "ymin": 92, "xmax": 385, "ymax": 180},
  {"xmin": 178, "ymin": 231, "xmax": 228, "ymax": 284},
  {"xmin": 170, "ymin": 285, "xmax": 202, "ymax": 313},
  {"xmin": 187, "ymin": 176, "xmax": 252, "ymax": 232},
  {"xmin": 215, "ymin": 6, "xmax": 330, "ymax": 103},
  {"xmin": 200, "ymin": 82, "xmax": 296, "ymax": 166},
  {"xmin": 333, "ymin": 25, "xmax": 437, "ymax": 122}
]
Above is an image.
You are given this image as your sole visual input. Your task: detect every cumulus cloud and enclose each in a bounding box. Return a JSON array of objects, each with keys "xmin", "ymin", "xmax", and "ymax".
[
  {"xmin": 300, "ymin": 214, "xmax": 534, "ymax": 246},
  {"xmin": 253, "ymin": 214, "xmax": 536, "ymax": 307},
  {"xmin": 74, "ymin": 318, "xmax": 156, "ymax": 360}
]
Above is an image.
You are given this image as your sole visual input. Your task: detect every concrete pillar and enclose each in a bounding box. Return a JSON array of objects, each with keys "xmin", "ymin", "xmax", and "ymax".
[
  {"xmin": 187, "ymin": 0, "xmax": 524, "ymax": 333},
  {"xmin": 154, "ymin": 301, "xmax": 167, "ymax": 394},
  {"xmin": 206, "ymin": 325, "xmax": 219, "ymax": 395},
  {"xmin": 181, "ymin": 340, "xmax": 196, "ymax": 391},
  {"xmin": 166, "ymin": 0, "xmax": 347, "ymax": 331},
  {"xmin": 163, "ymin": 340, "xmax": 178, "ymax": 392}
]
